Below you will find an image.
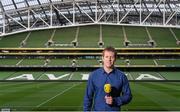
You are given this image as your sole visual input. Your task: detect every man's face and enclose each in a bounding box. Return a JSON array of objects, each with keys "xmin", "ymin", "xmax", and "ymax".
[{"xmin": 102, "ymin": 50, "xmax": 116, "ymax": 69}]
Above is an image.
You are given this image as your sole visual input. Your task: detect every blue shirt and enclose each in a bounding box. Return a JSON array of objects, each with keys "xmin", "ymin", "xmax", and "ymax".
[{"xmin": 84, "ymin": 68, "xmax": 132, "ymax": 111}]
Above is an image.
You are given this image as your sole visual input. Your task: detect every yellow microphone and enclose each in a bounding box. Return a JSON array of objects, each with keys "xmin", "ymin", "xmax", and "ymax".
[{"xmin": 104, "ymin": 83, "xmax": 111, "ymax": 96}]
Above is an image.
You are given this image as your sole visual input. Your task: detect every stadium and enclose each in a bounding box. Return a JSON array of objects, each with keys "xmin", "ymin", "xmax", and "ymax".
[{"xmin": 0, "ymin": 0, "xmax": 179, "ymax": 111}]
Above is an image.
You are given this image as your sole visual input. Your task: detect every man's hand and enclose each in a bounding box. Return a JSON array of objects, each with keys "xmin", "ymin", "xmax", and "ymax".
[{"xmin": 105, "ymin": 96, "xmax": 113, "ymax": 105}]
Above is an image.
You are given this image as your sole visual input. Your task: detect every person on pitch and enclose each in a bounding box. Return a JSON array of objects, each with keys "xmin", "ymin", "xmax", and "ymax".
[{"xmin": 84, "ymin": 46, "xmax": 132, "ymax": 111}]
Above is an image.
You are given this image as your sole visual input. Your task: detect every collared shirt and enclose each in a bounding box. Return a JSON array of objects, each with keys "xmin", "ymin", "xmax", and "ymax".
[{"xmin": 83, "ymin": 67, "xmax": 132, "ymax": 111}]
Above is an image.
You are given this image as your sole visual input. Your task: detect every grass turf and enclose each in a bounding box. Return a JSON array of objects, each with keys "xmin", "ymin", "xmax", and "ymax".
[{"xmin": 0, "ymin": 81, "xmax": 179, "ymax": 111}]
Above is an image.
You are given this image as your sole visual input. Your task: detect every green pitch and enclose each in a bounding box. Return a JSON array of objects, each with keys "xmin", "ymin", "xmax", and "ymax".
[{"xmin": 0, "ymin": 81, "xmax": 179, "ymax": 111}]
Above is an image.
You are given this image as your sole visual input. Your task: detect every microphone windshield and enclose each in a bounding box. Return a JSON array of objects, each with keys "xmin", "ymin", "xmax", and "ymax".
[{"xmin": 104, "ymin": 83, "xmax": 111, "ymax": 94}]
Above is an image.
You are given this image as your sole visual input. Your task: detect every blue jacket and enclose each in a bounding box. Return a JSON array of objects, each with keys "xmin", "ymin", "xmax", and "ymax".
[{"xmin": 84, "ymin": 68, "xmax": 132, "ymax": 111}]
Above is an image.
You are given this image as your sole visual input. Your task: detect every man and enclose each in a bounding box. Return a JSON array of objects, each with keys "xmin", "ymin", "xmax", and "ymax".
[{"xmin": 84, "ymin": 46, "xmax": 132, "ymax": 111}]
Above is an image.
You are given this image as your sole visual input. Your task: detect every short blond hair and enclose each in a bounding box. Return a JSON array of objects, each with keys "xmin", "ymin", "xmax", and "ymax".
[{"xmin": 102, "ymin": 46, "xmax": 117, "ymax": 57}]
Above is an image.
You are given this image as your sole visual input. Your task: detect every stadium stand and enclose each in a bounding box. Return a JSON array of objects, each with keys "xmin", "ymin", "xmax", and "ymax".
[
  {"xmin": 147, "ymin": 27, "xmax": 178, "ymax": 47},
  {"xmin": 124, "ymin": 26, "xmax": 151, "ymax": 47},
  {"xmin": 102, "ymin": 25, "xmax": 124, "ymax": 48},
  {"xmin": 50, "ymin": 27, "xmax": 76, "ymax": 47},
  {"xmin": 0, "ymin": 25, "xmax": 179, "ymax": 48},
  {"xmin": 78, "ymin": 25, "xmax": 99, "ymax": 48}
]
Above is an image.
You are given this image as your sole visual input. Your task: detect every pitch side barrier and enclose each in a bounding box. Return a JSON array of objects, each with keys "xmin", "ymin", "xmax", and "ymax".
[
  {"xmin": 0, "ymin": 66, "xmax": 179, "ymax": 71},
  {"xmin": 0, "ymin": 48, "xmax": 179, "ymax": 59},
  {"xmin": 0, "ymin": 48, "xmax": 180, "ymax": 53},
  {"xmin": 0, "ymin": 80, "xmax": 179, "ymax": 82}
]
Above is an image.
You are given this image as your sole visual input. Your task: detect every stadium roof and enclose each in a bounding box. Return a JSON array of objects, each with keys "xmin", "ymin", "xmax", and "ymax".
[{"xmin": 0, "ymin": 0, "xmax": 180, "ymax": 35}]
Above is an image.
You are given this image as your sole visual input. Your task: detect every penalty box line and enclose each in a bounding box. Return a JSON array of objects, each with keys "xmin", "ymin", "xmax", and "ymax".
[{"xmin": 36, "ymin": 82, "xmax": 81, "ymax": 108}]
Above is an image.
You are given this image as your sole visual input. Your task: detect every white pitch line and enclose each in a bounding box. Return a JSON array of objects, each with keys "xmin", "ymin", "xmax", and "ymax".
[
  {"xmin": 153, "ymin": 59, "xmax": 158, "ymax": 66},
  {"xmin": 36, "ymin": 82, "xmax": 81, "ymax": 107},
  {"xmin": 16, "ymin": 58, "xmax": 24, "ymax": 65},
  {"xmin": 37, "ymin": 72, "xmax": 46, "ymax": 80},
  {"xmin": 0, "ymin": 106, "xmax": 82, "ymax": 107},
  {"xmin": 128, "ymin": 72, "xmax": 134, "ymax": 80},
  {"xmin": 68, "ymin": 72, "xmax": 74, "ymax": 80}
]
